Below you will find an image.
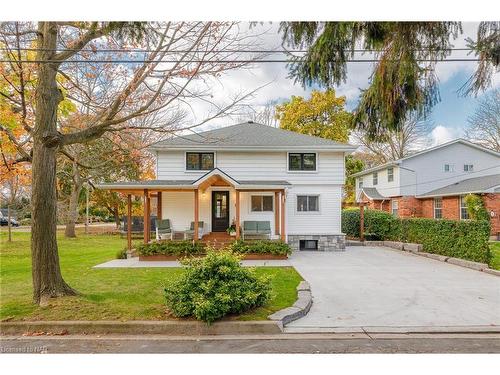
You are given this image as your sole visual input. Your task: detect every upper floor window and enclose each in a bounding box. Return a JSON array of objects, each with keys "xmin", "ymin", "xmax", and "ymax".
[
  {"xmin": 387, "ymin": 167, "xmax": 394, "ymax": 182},
  {"xmin": 289, "ymin": 153, "xmax": 317, "ymax": 171},
  {"xmin": 444, "ymin": 164, "xmax": 454, "ymax": 172},
  {"xmin": 433, "ymin": 197, "xmax": 442, "ymax": 219},
  {"xmin": 464, "ymin": 164, "xmax": 474, "ymax": 172},
  {"xmin": 358, "ymin": 179, "xmax": 363, "ymax": 189},
  {"xmin": 251, "ymin": 195, "xmax": 273, "ymax": 212},
  {"xmin": 297, "ymin": 195, "xmax": 319, "ymax": 212},
  {"xmin": 460, "ymin": 195, "xmax": 469, "ymax": 220},
  {"xmin": 391, "ymin": 199, "xmax": 399, "ymax": 217},
  {"xmin": 373, "ymin": 172, "xmax": 378, "ymax": 185},
  {"xmin": 186, "ymin": 152, "xmax": 214, "ymax": 170}
]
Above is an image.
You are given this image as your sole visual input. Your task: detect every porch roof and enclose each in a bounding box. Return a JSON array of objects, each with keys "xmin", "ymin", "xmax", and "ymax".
[{"xmin": 96, "ymin": 168, "xmax": 291, "ymax": 193}]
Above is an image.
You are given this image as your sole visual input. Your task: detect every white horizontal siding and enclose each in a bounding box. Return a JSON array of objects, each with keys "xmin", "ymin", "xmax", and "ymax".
[
  {"xmin": 286, "ymin": 185, "xmax": 342, "ymax": 235},
  {"xmin": 156, "ymin": 150, "xmax": 345, "ymax": 185},
  {"xmin": 356, "ymin": 166, "xmax": 401, "ymax": 199},
  {"xmin": 160, "ymin": 185, "xmax": 342, "ymax": 236}
]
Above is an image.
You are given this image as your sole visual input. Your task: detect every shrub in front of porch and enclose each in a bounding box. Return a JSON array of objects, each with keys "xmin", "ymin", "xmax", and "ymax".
[
  {"xmin": 136, "ymin": 240, "xmax": 206, "ymax": 256},
  {"xmin": 229, "ymin": 240, "xmax": 292, "ymax": 256},
  {"xmin": 164, "ymin": 250, "xmax": 272, "ymax": 323}
]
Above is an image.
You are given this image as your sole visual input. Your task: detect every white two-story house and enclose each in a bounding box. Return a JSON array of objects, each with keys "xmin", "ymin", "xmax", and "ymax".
[
  {"xmin": 352, "ymin": 139, "xmax": 500, "ymax": 236},
  {"xmin": 99, "ymin": 121, "xmax": 356, "ymax": 251}
]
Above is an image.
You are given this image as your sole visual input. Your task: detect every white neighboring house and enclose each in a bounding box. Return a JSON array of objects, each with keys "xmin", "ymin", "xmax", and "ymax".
[
  {"xmin": 353, "ymin": 139, "xmax": 500, "ymax": 201},
  {"xmin": 98, "ymin": 121, "xmax": 356, "ymax": 251}
]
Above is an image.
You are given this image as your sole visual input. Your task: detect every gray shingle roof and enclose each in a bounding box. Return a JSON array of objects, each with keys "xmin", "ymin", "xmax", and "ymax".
[
  {"xmin": 417, "ymin": 174, "xmax": 500, "ymax": 197},
  {"xmin": 150, "ymin": 121, "xmax": 356, "ymax": 151},
  {"xmin": 359, "ymin": 187, "xmax": 387, "ymax": 200}
]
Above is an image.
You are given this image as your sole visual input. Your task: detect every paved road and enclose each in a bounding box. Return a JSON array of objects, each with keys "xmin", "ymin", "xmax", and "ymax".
[
  {"xmin": 287, "ymin": 247, "xmax": 500, "ymax": 331},
  {"xmin": 2, "ymin": 334, "xmax": 500, "ymax": 353}
]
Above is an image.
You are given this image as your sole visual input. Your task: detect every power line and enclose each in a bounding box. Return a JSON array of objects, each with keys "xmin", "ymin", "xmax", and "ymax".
[
  {"xmin": 0, "ymin": 58, "xmax": 484, "ymax": 64},
  {"xmin": 0, "ymin": 47, "xmax": 475, "ymax": 54}
]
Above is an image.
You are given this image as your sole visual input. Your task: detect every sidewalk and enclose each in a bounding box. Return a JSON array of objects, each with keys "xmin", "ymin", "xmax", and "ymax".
[{"xmin": 93, "ymin": 257, "xmax": 291, "ymax": 268}]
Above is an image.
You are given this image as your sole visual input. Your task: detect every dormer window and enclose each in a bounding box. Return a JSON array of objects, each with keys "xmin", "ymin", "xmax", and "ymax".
[
  {"xmin": 464, "ymin": 164, "xmax": 474, "ymax": 172},
  {"xmin": 186, "ymin": 152, "xmax": 214, "ymax": 170},
  {"xmin": 288, "ymin": 153, "xmax": 317, "ymax": 171},
  {"xmin": 387, "ymin": 167, "xmax": 394, "ymax": 182},
  {"xmin": 444, "ymin": 164, "xmax": 454, "ymax": 172}
]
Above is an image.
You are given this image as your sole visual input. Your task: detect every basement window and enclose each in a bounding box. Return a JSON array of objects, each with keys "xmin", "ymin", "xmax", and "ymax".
[{"xmin": 300, "ymin": 240, "xmax": 318, "ymax": 251}]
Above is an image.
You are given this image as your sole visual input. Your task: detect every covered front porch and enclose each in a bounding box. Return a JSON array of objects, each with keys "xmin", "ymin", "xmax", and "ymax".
[{"xmin": 97, "ymin": 168, "xmax": 289, "ymax": 252}]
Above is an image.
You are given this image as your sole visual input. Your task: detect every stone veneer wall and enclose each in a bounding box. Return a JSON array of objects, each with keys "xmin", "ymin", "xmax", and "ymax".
[{"xmin": 288, "ymin": 234, "xmax": 346, "ymax": 252}]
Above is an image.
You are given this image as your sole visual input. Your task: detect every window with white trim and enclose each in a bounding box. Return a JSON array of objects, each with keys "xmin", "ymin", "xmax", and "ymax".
[
  {"xmin": 373, "ymin": 172, "xmax": 378, "ymax": 185},
  {"xmin": 391, "ymin": 199, "xmax": 399, "ymax": 217},
  {"xmin": 463, "ymin": 164, "xmax": 474, "ymax": 172},
  {"xmin": 387, "ymin": 167, "xmax": 394, "ymax": 182},
  {"xmin": 250, "ymin": 195, "xmax": 273, "ymax": 212},
  {"xmin": 444, "ymin": 164, "xmax": 454, "ymax": 172},
  {"xmin": 460, "ymin": 195, "xmax": 469, "ymax": 220},
  {"xmin": 186, "ymin": 152, "xmax": 214, "ymax": 170},
  {"xmin": 288, "ymin": 153, "xmax": 317, "ymax": 171},
  {"xmin": 297, "ymin": 195, "xmax": 319, "ymax": 212},
  {"xmin": 433, "ymin": 197, "xmax": 442, "ymax": 219}
]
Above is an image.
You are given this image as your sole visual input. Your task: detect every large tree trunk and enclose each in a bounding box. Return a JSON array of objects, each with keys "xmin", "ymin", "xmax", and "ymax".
[
  {"xmin": 64, "ymin": 181, "xmax": 83, "ymax": 238},
  {"xmin": 113, "ymin": 205, "xmax": 121, "ymax": 228},
  {"xmin": 31, "ymin": 22, "xmax": 76, "ymax": 305},
  {"xmin": 64, "ymin": 162, "xmax": 83, "ymax": 238}
]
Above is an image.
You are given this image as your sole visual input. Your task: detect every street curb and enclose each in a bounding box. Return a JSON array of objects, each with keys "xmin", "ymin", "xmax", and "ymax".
[
  {"xmin": 284, "ymin": 325, "xmax": 500, "ymax": 334},
  {"xmin": 0, "ymin": 320, "xmax": 282, "ymax": 336},
  {"xmin": 268, "ymin": 281, "xmax": 312, "ymax": 330}
]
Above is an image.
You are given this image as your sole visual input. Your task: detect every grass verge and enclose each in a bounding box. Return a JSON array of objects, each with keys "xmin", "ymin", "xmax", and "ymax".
[{"xmin": 0, "ymin": 229, "xmax": 301, "ymax": 321}]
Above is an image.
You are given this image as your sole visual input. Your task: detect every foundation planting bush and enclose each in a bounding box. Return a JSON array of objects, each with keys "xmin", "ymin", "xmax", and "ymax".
[
  {"xmin": 136, "ymin": 240, "xmax": 206, "ymax": 256},
  {"xmin": 164, "ymin": 249, "xmax": 272, "ymax": 323},
  {"xmin": 229, "ymin": 240, "xmax": 292, "ymax": 255}
]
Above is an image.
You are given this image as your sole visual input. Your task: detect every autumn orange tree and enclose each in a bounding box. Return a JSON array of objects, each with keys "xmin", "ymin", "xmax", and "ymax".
[{"xmin": 0, "ymin": 21, "xmax": 261, "ymax": 305}]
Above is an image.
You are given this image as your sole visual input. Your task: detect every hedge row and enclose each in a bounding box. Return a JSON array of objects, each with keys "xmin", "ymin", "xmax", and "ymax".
[
  {"xmin": 341, "ymin": 208, "xmax": 491, "ymax": 263},
  {"xmin": 229, "ymin": 240, "xmax": 291, "ymax": 255},
  {"xmin": 136, "ymin": 240, "xmax": 206, "ymax": 256},
  {"xmin": 135, "ymin": 239, "xmax": 291, "ymax": 256},
  {"xmin": 342, "ymin": 208, "xmax": 399, "ymax": 240}
]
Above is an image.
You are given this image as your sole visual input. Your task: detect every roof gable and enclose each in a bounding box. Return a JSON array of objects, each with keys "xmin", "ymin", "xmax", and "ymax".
[
  {"xmin": 352, "ymin": 139, "xmax": 500, "ymax": 177},
  {"xmin": 149, "ymin": 121, "xmax": 356, "ymax": 151}
]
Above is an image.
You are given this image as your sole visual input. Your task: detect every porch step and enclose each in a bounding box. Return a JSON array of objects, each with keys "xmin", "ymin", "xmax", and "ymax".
[{"xmin": 201, "ymin": 232, "xmax": 235, "ymax": 249}]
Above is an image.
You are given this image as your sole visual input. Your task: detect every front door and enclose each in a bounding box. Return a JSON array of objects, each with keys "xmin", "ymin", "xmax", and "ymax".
[{"xmin": 211, "ymin": 191, "xmax": 229, "ymax": 232}]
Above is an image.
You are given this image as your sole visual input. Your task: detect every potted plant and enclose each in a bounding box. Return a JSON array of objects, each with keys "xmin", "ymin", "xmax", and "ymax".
[{"xmin": 226, "ymin": 219, "xmax": 237, "ymax": 236}]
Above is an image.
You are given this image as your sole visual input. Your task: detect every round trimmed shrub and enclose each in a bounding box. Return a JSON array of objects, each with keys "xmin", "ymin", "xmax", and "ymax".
[{"xmin": 164, "ymin": 249, "xmax": 272, "ymax": 323}]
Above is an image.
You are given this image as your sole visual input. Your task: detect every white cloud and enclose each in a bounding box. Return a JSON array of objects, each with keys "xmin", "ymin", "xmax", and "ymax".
[{"xmin": 430, "ymin": 125, "xmax": 463, "ymax": 146}]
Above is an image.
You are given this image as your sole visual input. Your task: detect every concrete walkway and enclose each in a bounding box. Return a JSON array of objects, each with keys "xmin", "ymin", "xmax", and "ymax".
[
  {"xmin": 286, "ymin": 246, "xmax": 500, "ymax": 332},
  {"xmin": 93, "ymin": 257, "xmax": 291, "ymax": 268}
]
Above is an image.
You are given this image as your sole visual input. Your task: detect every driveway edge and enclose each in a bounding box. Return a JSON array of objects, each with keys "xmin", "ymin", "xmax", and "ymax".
[
  {"xmin": 0, "ymin": 320, "xmax": 282, "ymax": 336},
  {"xmin": 268, "ymin": 281, "xmax": 313, "ymax": 330},
  {"xmin": 348, "ymin": 242, "xmax": 499, "ymax": 276}
]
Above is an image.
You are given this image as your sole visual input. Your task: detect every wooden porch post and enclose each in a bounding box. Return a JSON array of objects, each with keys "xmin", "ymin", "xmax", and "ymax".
[
  {"xmin": 157, "ymin": 192, "xmax": 162, "ymax": 220},
  {"xmin": 144, "ymin": 189, "xmax": 150, "ymax": 243},
  {"xmin": 235, "ymin": 190, "xmax": 241, "ymax": 240},
  {"xmin": 194, "ymin": 189, "xmax": 199, "ymax": 241},
  {"xmin": 280, "ymin": 190, "xmax": 285, "ymax": 241},
  {"xmin": 274, "ymin": 191, "xmax": 280, "ymax": 236},
  {"xmin": 127, "ymin": 194, "xmax": 132, "ymax": 251}
]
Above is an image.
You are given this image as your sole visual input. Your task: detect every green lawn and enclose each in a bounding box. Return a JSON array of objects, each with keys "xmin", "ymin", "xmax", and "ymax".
[
  {"xmin": 489, "ymin": 242, "xmax": 500, "ymax": 271},
  {"xmin": 0, "ymin": 230, "xmax": 301, "ymax": 321}
]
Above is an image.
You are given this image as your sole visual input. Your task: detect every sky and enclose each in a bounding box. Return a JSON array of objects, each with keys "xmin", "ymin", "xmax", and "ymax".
[{"xmin": 189, "ymin": 22, "xmax": 499, "ymax": 147}]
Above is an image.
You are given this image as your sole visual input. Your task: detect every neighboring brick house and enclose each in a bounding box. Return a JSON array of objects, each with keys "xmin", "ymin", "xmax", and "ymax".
[{"xmin": 353, "ymin": 139, "xmax": 500, "ymax": 238}]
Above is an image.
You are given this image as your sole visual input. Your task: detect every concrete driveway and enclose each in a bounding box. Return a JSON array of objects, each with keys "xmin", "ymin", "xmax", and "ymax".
[{"xmin": 286, "ymin": 246, "xmax": 500, "ymax": 332}]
